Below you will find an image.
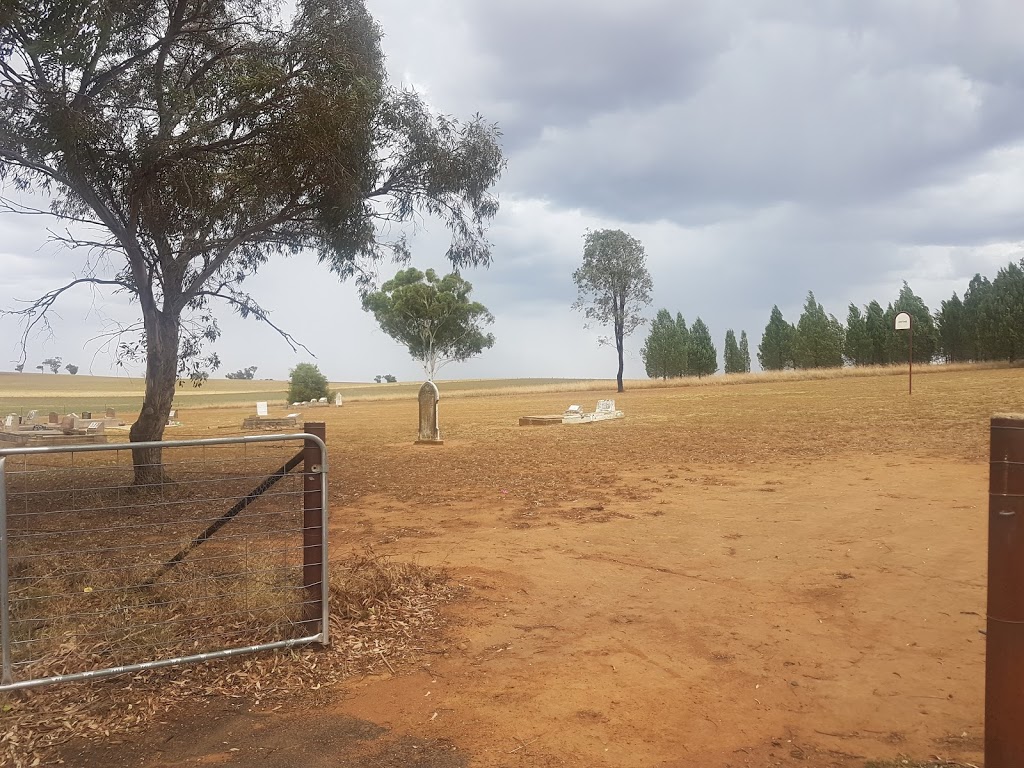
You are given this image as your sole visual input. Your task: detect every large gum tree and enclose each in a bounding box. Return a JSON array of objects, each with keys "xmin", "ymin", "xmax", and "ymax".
[{"xmin": 0, "ymin": 0, "xmax": 504, "ymax": 484}]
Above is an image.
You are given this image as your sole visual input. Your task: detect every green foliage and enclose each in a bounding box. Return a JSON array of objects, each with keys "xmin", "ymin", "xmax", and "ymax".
[
  {"xmin": 843, "ymin": 304, "xmax": 871, "ymax": 365},
  {"xmin": 937, "ymin": 293, "xmax": 967, "ymax": 362},
  {"xmin": 792, "ymin": 292, "xmax": 844, "ymax": 369},
  {"xmin": 723, "ymin": 330, "xmax": 742, "ymax": 374},
  {"xmin": 0, "ymin": 0, "xmax": 504, "ymax": 476},
  {"xmin": 641, "ymin": 309, "xmax": 687, "ymax": 379},
  {"xmin": 687, "ymin": 318, "xmax": 718, "ymax": 378},
  {"xmin": 758, "ymin": 306, "xmax": 795, "ymax": 370},
  {"xmin": 288, "ymin": 363, "xmax": 329, "ymax": 403},
  {"xmin": 891, "ymin": 282, "xmax": 938, "ymax": 363},
  {"xmin": 738, "ymin": 331, "xmax": 751, "ymax": 373},
  {"xmin": 383, "ymin": 374, "xmax": 397, "ymax": 383},
  {"xmin": 572, "ymin": 229, "xmax": 654, "ymax": 392},
  {"xmin": 64, "ymin": 363, "xmax": 79, "ymax": 375},
  {"xmin": 362, "ymin": 268, "xmax": 495, "ymax": 380},
  {"xmin": 41, "ymin": 357, "xmax": 62, "ymax": 374},
  {"xmin": 225, "ymin": 366, "xmax": 258, "ymax": 380},
  {"xmin": 864, "ymin": 300, "xmax": 889, "ymax": 365}
]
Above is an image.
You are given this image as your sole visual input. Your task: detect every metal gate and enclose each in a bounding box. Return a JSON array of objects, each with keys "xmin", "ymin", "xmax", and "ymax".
[{"xmin": 0, "ymin": 428, "xmax": 328, "ymax": 691}]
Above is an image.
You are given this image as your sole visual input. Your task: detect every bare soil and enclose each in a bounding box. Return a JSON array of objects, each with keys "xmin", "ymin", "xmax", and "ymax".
[{"xmin": 58, "ymin": 367, "xmax": 1017, "ymax": 767}]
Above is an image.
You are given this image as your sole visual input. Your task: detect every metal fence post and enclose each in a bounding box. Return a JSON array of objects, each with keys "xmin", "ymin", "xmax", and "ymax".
[
  {"xmin": 302, "ymin": 423, "xmax": 326, "ymax": 638},
  {"xmin": 987, "ymin": 416, "xmax": 1024, "ymax": 767}
]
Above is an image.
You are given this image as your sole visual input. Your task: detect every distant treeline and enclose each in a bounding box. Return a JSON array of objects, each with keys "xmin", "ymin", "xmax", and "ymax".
[{"xmin": 642, "ymin": 258, "xmax": 1024, "ymax": 378}]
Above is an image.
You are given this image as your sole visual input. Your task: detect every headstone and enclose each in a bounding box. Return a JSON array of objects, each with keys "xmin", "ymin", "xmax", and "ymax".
[
  {"xmin": 256, "ymin": 401, "xmax": 268, "ymax": 417},
  {"xmin": 318, "ymin": 397, "xmax": 327, "ymax": 404},
  {"xmin": 26, "ymin": 410, "xmax": 38, "ymax": 422},
  {"xmin": 168, "ymin": 409, "xmax": 176, "ymax": 419},
  {"xmin": 596, "ymin": 399, "xmax": 616, "ymax": 413},
  {"xmin": 335, "ymin": 393, "xmax": 343, "ymax": 406},
  {"xmin": 49, "ymin": 412, "xmax": 59, "ymax": 424},
  {"xmin": 105, "ymin": 407, "xmax": 115, "ymax": 418},
  {"xmin": 565, "ymin": 405, "xmax": 582, "ymax": 415},
  {"xmin": 81, "ymin": 411, "xmax": 91, "ymax": 419},
  {"xmin": 4, "ymin": 414, "xmax": 14, "ymax": 429},
  {"xmin": 86, "ymin": 421, "xmax": 104, "ymax": 434},
  {"xmin": 60, "ymin": 414, "xmax": 75, "ymax": 434},
  {"xmin": 415, "ymin": 381, "xmax": 442, "ymax": 444}
]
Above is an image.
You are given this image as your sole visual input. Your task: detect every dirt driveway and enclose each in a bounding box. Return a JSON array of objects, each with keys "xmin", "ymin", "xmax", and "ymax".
[{"xmin": 62, "ymin": 368, "xmax": 1011, "ymax": 767}]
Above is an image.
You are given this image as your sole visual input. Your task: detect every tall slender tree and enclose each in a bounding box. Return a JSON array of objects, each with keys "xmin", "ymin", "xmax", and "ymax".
[
  {"xmin": 723, "ymin": 329, "xmax": 741, "ymax": 373},
  {"xmin": 572, "ymin": 229, "xmax": 653, "ymax": 392},
  {"xmin": 738, "ymin": 331, "xmax": 751, "ymax": 373},
  {"xmin": 672, "ymin": 313, "xmax": 690, "ymax": 378},
  {"xmin": 792, "ymin": 292, "xmax": 844, "ymax": 369},
  {"xmin": 757, "ymin": 306, "xmax": 795, "ymax": 370},
  {"xmin": 687, "ymin": 317, "xmax": 718, "ymax": 378},
  {"xmin": 844, "ymin": 304, "xmax": 872, "ymax": 366},
  {"xmin": 642, "ymin": 309, "xmax": 680, "ymax": 379}
]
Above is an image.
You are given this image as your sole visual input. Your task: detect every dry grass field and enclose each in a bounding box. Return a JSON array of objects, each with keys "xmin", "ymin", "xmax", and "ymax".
[{"xmin": 5, "ymin": 364, "xmax": 1016, "ymax": 767}]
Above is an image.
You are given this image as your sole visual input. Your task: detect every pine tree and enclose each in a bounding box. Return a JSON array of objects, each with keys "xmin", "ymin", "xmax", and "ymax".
[
  {"xmin": 757, "ymin": 306, "xmax": 795, "ymax": 370},
  {"xmin": 891, "ymin": 282, "xmax": 938, "ymax": 363},
  {"xmin": 936, "ymin": 293, "xmax": 967, "ymax": 362},
  {"xmin": 738, "ymin": 331, "xmax": 751, "ymax": 373},
  {"xmin": 792, "ymin": 291, "xmax": 844, "ymax": 369},
  {"xmin": 844, "ymin": 304, "xmax": 871, "ymax": 366},
  {"xmin": 723, "ymin": 330, "xmax": 742, "ymax": 373},
  {"xmin": 641, "ymin": 309, "xmax": 679, "ymax": 379},
  {"xmin": 671, "ymin": 314, "xmax": 690, "ymax": 378},
  {"xmin": 687, "ymin": 317, "xmax": 718, "ymax": 378},
  {"xmin": 864, "ymin": 300, "xmax": 889, "ymax": 365}
]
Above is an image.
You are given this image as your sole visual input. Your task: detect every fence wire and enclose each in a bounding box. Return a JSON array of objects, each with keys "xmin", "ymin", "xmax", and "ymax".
[{"xmin": 0, "ymin": 433, "xmax": 328, "ymax": 690}]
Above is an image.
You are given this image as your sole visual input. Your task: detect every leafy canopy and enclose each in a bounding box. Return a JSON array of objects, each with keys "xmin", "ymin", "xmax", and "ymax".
[
  {"xmin": 361, "ymin": 267, "xmax": 495, "ymax": 380},
  {"xmin": 288, "ymin": 363, "xmax": 329, "ymax": 403},
  {"xmin": 572, "ymin": 229, "xmax": 653, "ymax": 391}
]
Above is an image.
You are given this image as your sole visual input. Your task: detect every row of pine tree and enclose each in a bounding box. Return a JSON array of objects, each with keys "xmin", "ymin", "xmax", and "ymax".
[{"xmin": 641, "ymin": 257, "xmax": 1024, "ymax": 377}]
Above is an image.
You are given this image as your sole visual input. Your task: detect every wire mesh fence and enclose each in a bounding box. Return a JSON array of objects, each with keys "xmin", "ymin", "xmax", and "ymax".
[{"xmin": 0, "ymin": 430, "xmax": 328, "ymax": 691}]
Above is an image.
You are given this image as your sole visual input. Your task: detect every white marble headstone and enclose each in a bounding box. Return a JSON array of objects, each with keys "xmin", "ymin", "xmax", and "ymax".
[{"xmin": 256, "ymin": 401, "xmax": 268, "ymax": 417}]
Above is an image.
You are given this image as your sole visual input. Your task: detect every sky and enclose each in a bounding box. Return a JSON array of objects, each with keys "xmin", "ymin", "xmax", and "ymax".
[{"xmin": 3, "ymin": 0, "xmax": 1024, "ymax": 382}]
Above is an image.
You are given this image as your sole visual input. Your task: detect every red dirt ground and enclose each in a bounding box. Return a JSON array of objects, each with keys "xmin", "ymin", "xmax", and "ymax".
[{"xmin": 60, "ymin": 367, "xmax": 1014, "ymax": 767}]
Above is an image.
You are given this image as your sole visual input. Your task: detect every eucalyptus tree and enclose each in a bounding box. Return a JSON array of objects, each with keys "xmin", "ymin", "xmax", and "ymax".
[{"xmin": 0, "ymin": 0, "xmax": 504, "ymax": 483}]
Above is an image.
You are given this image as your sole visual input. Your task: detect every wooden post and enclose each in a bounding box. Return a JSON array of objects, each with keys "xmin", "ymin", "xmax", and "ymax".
[
  {"xmin": 302, "ymin": 422, "xmax": 326, "ymax": 635},
  {"xmin": 908, "ymin": 322, "xmax": 913, "ymax": 395},
  {"xmin": 987, "ymin": 416, "xmax": 1024, "ymax": 766}
]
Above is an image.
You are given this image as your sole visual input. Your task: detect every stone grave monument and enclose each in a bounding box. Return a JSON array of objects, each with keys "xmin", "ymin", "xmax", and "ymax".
[{"xmin": 415, "ymin": 381, "xmax": 442, "ymax": 445}]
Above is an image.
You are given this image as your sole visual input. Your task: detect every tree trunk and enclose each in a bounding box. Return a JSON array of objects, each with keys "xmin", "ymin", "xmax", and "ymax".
[
  {"xmin": 130, "ymin": 309, "xmax": 180, "ymax": 486},
  {"xmin": 615, "ymin": 328, "xmax": 625, "ymax": 393}
]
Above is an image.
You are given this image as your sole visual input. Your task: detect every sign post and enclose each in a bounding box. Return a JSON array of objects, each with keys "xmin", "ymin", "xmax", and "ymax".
[{"xmin": 894, "ymin": 311, "xmax": 912, "ymax": 394}]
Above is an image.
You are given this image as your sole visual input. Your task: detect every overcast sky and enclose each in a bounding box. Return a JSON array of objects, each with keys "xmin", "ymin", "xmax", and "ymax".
[{"xmin": 4, "ymin": 0, "xmax": 1024, "ymax": 382}]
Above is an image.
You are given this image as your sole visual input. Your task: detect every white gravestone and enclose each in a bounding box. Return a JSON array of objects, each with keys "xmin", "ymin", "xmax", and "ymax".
[
  {"xmin": 596, "ymin": 399, "xmax": 616, "ymax": 413},
  {"xmin": 4, "ymin": 414, "xmax": 14, "ymax": 428},
  {"xmin": 256, "ymin": 401, "xmax": 268, "ymax": 417},
  {"xmin": 335, "ymin": 392, "xmax": 343, "ymax": 406}
]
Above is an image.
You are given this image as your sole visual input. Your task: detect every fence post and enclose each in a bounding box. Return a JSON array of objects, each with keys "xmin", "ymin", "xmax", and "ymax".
[
  {"xmin": 302, "ymin": 423, "xmax": 326, "ymax": 637},
  {"xmin": 987, "ymin": 416, "xmax": 1024, "ymax": 767}
]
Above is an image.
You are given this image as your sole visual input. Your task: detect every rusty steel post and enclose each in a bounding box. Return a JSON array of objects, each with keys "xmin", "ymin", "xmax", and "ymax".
[
  {"xmin": 302, "ymin": 422, "xmax": 326, "ymax": 635},
  {"xmin": 987, "ymin": 416, "xmax": 1024, "ymax": 767}
]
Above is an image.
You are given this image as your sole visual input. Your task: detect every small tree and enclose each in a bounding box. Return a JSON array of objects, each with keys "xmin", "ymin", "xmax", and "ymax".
[
  {"xmin": 41, "ymin": 357, "xmax": 62, "ymax": 374},
  {"xmin": 758, "ymin": 306, "xmax": 795, "ymax": 370},
  {"xmin": 844, "ymin": 304, "xmax": 872, "ymax": 366},
  {"xmin": 374, "ymin": 375, "xmax": 383, "ymax": 383},
  {"xmin": 65, "ymin": 363, "xmax": 79, "ymax": 375},
  {"xmin": 288, "ymin": 364, "xmax": 329, "ymax": 403},
  {"xmin": 738, "ymin": 331, "xmax": 751, "ymax": 373},
  {"xmin": 723, "ymin": 330, "xmax": 741, "ymax": 373},
  {"xmin": 225, "ymin": 366, "xmax": 258, "ymax": 380},
  {"xmin": 383, "ymin": 374, "xmax": 397, "ymax": 383},
  {"xmin": 687, "ymin": 318, "xmax": 718, "ymax": 377},
  {"xmin": 362, "ymin": 268, "xmax": 496, "ymax": 380},
  {"xmin": 572, "ymin": 229, "xmax": 653, "ymax": 392}
]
